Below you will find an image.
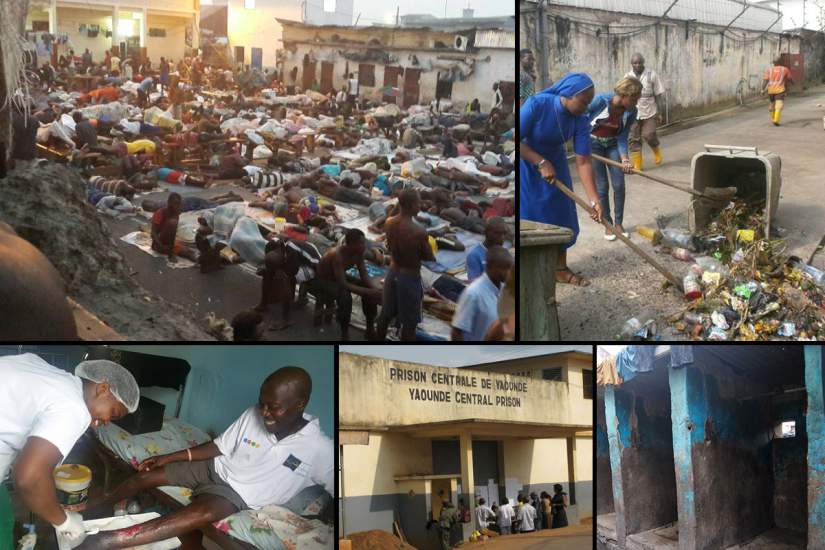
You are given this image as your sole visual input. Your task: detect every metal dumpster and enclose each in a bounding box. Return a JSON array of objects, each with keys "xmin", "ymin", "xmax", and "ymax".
[
  {"xmin": 690, "ymin": 144, "xmax": 782, "ymax": 238},
  {"xmin": 520, "ymin": 221, "xmax": 573, "ymax": 341}
]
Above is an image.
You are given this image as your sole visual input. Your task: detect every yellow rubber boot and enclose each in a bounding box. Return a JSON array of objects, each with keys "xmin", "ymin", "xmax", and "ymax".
[
  {"xmin": 652, "ymin": 146, "xmax": 663, "ymax": 165},
  {"xmin": 773, "ymin": 109, "xmax": 782, "ymax": 126},
  {"xmin": 630, "ymin": 151, "xmax": 642, "ymax": 171}
]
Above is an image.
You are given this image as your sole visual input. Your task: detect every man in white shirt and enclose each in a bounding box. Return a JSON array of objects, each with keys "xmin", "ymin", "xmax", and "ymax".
[
  {"xmin": 474, "ymin": 498, "xmax": 494, "ymax": 531},
  {"xmin": 0, "ymin": 355, "xmax": 139, "ymax": 550},
  {"xmin": 517, "ymin": 497, "xmax": 537, "ymax": 533},
  {"xmin": 347, "ymin": 73, "xmax": 359, "ymax": 107},
  {"xmin": 83, "ymin": 367, "xmax": 333, "ymax": 549},
  {"xmin": 625, "ymin": 53, "xmax": 666, "ymax": 170},
  {"xmin": 497, "ymin": 498, "xmax": 515, "ymax": 535}
]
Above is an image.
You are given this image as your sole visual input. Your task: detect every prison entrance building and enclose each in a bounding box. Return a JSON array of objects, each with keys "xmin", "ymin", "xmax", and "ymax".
[
  {"xmin": 597, "ymin": 345, "xmax": 825, "ymax": 550},
  {"xmin": 339, "ymin": 350, "xmax": 593, "ymax": 550}
]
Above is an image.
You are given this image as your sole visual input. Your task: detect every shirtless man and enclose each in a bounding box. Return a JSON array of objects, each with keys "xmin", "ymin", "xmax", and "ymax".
[
  {"xmin": 0, "ymin": 223, "xmax": 78, "ymax": 339},
  {"xmin": 255, "ymin": 239, "xmax": 301, "ymax": 331},
  {"xmin": 306, "ymin": 229, "xmax": 381, "ymax": 340},
  {"xmin": 375, "ymin": 189, "xmax": 435, "ymax": 341}
]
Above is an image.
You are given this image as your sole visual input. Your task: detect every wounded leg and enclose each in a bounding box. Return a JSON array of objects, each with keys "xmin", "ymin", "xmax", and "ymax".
[
  {"xmin": 77, "ymin": 495, "xmax": 238, "ymax": 550},
  {"xmin": 86, "ymin": 468, "xmax": 170, "ymax": 516}
]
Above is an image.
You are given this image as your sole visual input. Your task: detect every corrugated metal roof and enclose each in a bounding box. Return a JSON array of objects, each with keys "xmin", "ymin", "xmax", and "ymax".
[
  {"xmin": 473, "ymin": 29, "xmax": 516, "ymax": 48},
  {"xmin": 550, "ymin": 0, "xmax": 782, "ymax": 32}
]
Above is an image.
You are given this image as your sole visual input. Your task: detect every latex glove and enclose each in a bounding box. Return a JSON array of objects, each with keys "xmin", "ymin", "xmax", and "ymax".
[{"xmin": 54, "ymin": 512, "xmax": 88, "ymax": 550}]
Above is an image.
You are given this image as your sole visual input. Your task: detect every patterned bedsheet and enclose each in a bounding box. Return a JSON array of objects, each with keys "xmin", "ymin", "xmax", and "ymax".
[{"xmin": 95, "ymin": 419, "xmax": 332, "ymax": 550}]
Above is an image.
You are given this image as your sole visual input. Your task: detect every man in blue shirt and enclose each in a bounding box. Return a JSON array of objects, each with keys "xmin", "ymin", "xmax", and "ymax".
[
  {"xmin": 466, "ymin": 218, "xmax": 507, "ymax": 281},
  {"xmin": 451, "ymin": 246, "xmax": 512, "ymax": 341}
]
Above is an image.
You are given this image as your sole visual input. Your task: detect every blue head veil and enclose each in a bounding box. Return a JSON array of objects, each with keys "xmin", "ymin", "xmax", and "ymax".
[{"xmin": 541, "ymin": 72, "xmax": 594, "ymax": 98}]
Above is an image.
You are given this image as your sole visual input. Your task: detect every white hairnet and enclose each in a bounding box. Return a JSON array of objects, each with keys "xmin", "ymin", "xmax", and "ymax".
[{"xmin": 75, "ymin": 360, "xmax": 140, "ymax": 413}]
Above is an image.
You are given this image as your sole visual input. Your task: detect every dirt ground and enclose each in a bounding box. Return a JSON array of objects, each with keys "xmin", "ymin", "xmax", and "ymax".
[
  {"xmin": 0, "ymin": 161, "xmax": 215, "ymax": 339},
  {"xmin": 466, "ymin": 524, "xmax": 593, "ymax": 549},
  {"xmin": 556, "ymin": 88, "xmax": 825, "ymax": 340}
]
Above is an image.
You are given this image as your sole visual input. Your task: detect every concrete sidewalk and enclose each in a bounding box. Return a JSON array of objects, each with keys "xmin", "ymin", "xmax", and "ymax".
[{"xmin": 556, "ymin": 88, "xmax": 825, "ymax": 340}]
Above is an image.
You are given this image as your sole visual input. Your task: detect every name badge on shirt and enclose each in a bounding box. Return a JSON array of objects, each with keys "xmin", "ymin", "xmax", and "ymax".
[{"xmin": 283, "ymin": 454, "xmax": 302, "ymax": 471}]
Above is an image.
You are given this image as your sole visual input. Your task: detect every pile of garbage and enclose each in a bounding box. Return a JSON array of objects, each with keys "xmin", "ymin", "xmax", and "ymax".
[{"xmin": 625, "ymin": 200, "xmax": 825, "ymax": 340}]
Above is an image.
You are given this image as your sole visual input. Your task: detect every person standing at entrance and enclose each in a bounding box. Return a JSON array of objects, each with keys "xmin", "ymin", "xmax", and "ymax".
[
  {"xmin": 625, "ymin": 53, "xmax": 666, "ymax": 170},
  {"xmin": 517, "ymin": 495, "xmax": 537, "ymax": 533},
  {"xmin": 551, "ymin": 484, "xmax": 569, "ymax": 528},
  {"xmin": 763, "ymin": 57, "xmax": 794, "ymax": 126},
  {"xmin": 475, "ymin": 498, "xmax": 494, "ymax": 531},
  {"xmin": 438, "ymin": 499, "xmax": 457, "ymax": 550},
  {"xmin": 347, "ymin": 73, "xmax": 359, "ymax": 108},
  {"xmin": 541, "ymin": 491, "xmax": 553, "ymax": 530},
  {"xmin": 497, "ymin": 498, "xmax": 515, "ymax": 535}
]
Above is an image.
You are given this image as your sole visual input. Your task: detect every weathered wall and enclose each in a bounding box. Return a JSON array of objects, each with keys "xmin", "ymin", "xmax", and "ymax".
[
  {"xmin": 805, "ymin": 345, "xmax": 825, "ymax": 550},
  {"xmin": 799, "ymin": 29, "xmax": 825, "ymax": 85},
  {"xmin": 340, "ymin": 353, "xmax": 592, "ymax": 428},
  {"xmin": 604, "ymin": 380, "xmax": 677, "ymax": 546},
  {"xmin": 772, "ymin": 397, "xmax": 807, "ymax": 533},
  {"xmin": 226, "ymin": 0, "xmax": 301, "ymax": 70},
  {"xmin": 596, "ymin": 395, "xmax": 614, "ymax": 514},
  {"xmin": 145, "ymin": 13, "xmax": 189, "ymax": 65},
  {"xmin": 671, "ymin": 366, "xmax": 774, "ymax": 550},
  {"xmin": 521, "ymin": 2, "xmax": 803, "ymax": 122}
]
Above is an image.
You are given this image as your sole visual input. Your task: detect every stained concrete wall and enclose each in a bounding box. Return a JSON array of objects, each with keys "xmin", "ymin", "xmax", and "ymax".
[
  {"xmin": 670, "ymin": 366, "xmax": 774, "ymax": 550},
  {"xmin": 804, "ymin": 345, "xmax": 825, "ymax": 550},
  {"xmin": 521, "ymin": 2, "xmax": 802, "ymax": 122},
  {"xmin": 606, "ymin": 384, "xmax": 677, "ymax": 543},
  {"xmin": 596, "ymin": 395, "xmax": 614, "ymax": 514},
  {"xmin": 771, "ymin": 397, "xmax": 807, "ymax": 533},
  {"xmin": 340, "ymin": 353, "xmax": 592, "ymax": 428}
]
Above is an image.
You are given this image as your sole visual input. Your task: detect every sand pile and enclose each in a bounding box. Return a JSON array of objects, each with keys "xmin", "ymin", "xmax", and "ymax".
[
  {"xmin": 0, "ymin": 161, "xmax": 214, "ymax": 340},
  {"xmin": 346, "ymin": 530, "xmax": 417, "ymax": 550}
]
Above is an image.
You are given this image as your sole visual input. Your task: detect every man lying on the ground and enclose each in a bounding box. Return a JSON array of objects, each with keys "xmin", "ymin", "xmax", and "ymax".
[
  {"xmin": 149, "ymin": 167, "xmax": 211, "ymax": 188},
  {"xmin": 72, "ymin": 112, "xmax": 98, "ymax": 148},
  {"xmin": 0, "ymin": 222, "xmax": 78, "ymax": 339},
  {"xmin": 304, "ymin": 228, "xmax": 382, "ymax": 341},
  {"xmin": 141, "ymin": 192, "xmax": 243, "ymax": 214},
  {"xmin": 81, "ymin": 367, "xmax": 333, "ymax": 549}
]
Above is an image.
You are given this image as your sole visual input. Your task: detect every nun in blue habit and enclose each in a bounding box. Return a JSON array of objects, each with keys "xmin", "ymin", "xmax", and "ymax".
[{"xmin": 520, "ymin": 73, "xmax": 604, "ymax": 287}]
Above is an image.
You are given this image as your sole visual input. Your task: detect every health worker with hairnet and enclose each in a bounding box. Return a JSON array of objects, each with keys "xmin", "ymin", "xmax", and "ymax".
[{"xmin": 0, "ymin": 354, "xmax": 140, "ymax": 550}]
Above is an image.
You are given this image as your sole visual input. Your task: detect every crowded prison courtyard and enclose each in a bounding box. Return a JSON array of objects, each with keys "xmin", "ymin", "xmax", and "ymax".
[{"xmin": 0, "ymin": 0, "xmax": 515, "ymax": 341}]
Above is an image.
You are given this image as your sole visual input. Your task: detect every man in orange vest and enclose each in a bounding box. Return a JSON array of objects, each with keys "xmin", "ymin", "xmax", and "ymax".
[{"xmin": 763, "ymin": 57, "xmax": 794, "ymax": 126}]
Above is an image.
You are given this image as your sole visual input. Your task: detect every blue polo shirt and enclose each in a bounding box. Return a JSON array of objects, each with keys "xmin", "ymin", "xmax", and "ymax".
[
  {"xmin": 466, "ymin": 243, "xmax": 487, "ymax": 282},
  {"xmin": 452, "ymin": 273, "xmax": 500, "ymax": 341}
]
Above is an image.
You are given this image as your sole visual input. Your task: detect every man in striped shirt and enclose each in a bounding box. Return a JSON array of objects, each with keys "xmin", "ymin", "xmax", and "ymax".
[{"xmin": 519, "ymin": 49, "xmax": 536, "ymax": 107}]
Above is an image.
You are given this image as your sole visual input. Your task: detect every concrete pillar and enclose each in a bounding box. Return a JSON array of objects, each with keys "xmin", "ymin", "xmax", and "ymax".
[
  {"xmin": 805, "ymin": 345, "xmax": 825, "ymax": 549},
  {"xmin": 193, "ymin": 11, "xmax": 200, "ymax": 50},
  {"xmin": 140, "ymin": 8, "xmax": 147, "ymax": 48},
  {"xmin": 566, "ymin": 435, "xmax": 578, "ymax": 523},
  {"xmin": 112, "ymin": 6, "xmax": 120, "ymax": 52},
  {"xmin": 669, "ymin": 366, "xmax": 698, "ymax": 550},
  {"xmin": 603, "ymin": 385, "xmax": 628, "ymax": 547},
  {"xmin": 48, "ymin": 0, "xmax": 57, "ymax": 34},
  {"xmin": 459, "ymin": 429, "xmax": 474, "ymax": 540}
]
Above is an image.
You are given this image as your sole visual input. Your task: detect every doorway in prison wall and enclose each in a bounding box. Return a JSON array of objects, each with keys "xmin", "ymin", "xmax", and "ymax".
[
  {"xmin": 432, "ymin": 439, "xmax": 502, "ymax": 508},
  {"xmin": 302, "ymin": 61, "xmax": 316, "ymax": 91},
  {"xmin": 320, "ymin": 61, "xmax": 334, "ymax": 94},
  {"xmin": 403, "ymin": 68, "xmax": 421, "ymax": 108},
  {"xmin": 383, "ymin": 66, "xmax": 402, "ymax": 103}
]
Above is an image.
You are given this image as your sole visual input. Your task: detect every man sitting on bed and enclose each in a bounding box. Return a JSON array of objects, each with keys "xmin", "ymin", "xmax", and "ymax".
[{"xmin": 80, "ymin": 366, "xmax": 333, "ymax": 549}]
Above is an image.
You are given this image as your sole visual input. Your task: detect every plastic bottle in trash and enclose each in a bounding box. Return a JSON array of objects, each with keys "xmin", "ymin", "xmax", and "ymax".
[
  {"xmin": 620, "ymin": 313, "xmax": 656, "ymax": 340},
  {"xmin": 662, "ymin": 228, "xmax": 694, "ymax": 249},
  {"xmin": 683, "ymin": 273, "xmax": 702, "ymax": 300},
  {"xmin": 792, "ymin": 258, "xmax": 825, "ymax": 287}
]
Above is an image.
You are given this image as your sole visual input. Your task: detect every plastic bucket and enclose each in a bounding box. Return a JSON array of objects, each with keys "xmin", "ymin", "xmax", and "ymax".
[{"xmin": 54, "ymin": 464, "xmax": 92, "ymax": 506}]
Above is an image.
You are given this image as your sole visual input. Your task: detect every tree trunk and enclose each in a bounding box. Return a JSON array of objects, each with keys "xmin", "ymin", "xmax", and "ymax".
[{"xmin": 0, "ymin": 0, "xmax": 31, "ymax": 175}]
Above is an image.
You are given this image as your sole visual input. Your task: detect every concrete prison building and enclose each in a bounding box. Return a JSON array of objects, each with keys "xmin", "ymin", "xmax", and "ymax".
[
  {"xmin": 277, "ymin": 19, "xmax": 516, "ymax": 111},
  {"xmin": 597, "ymin": 345, "xmax": 825, "ymax": 550},
  {"xmin": 338, "ymin": 349, "xmax": 593, "ymax": 549}
]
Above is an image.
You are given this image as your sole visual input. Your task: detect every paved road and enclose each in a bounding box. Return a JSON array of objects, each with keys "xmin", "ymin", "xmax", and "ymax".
[{"xmin": 555, "ymin": 87, "xmax": 825, "ymax": 340}]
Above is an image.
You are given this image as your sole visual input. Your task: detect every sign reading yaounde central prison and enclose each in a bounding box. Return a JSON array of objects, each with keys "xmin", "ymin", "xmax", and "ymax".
[{"xmin": 340, "ymin": 353, "xmax": 588, "ymax": 428}]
